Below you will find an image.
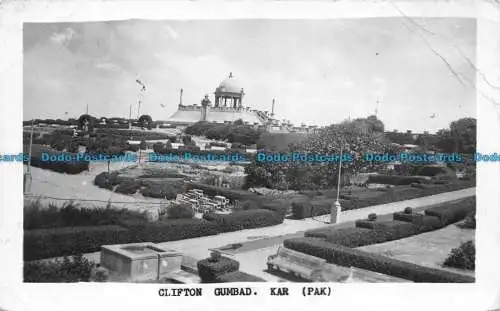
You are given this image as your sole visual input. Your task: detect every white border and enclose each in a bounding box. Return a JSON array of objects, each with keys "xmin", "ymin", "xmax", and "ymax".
[{"xmin": 1, "ymin": 1, "xmax": 499, "ymax": 311}]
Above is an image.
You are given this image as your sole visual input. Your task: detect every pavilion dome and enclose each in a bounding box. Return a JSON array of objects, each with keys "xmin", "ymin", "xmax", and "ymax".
[{"xmin": 216, "ymin": 74, "xmax": 244, "ymax": 94}]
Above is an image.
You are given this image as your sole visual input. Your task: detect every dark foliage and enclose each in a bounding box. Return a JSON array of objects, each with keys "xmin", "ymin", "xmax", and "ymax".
[
  {"xmin": 215, "ymin": 271, "xmax": 266, "ymax": 283},
  {"xmin": 203, "ymin": 209, "xmax": 284, "ymax": 232},
  {"xmin": 424, "ymin": 197, "xmax": 476, "ymax": 226},
  {"xmin": 24, "ymin": 225, "xmax": 130, "ymax": 260},
  {"xmin": 197, "ymin": 256, "xmax": 240, "ymax": 283},
  {"xmin": 24, "ymin": 254, "xmax": 95, "ymax": 282},
  {"xmin": 368, "ymin": 213, "xmax": 377, "ymax": 221},
  {"xmin": 443, "ymin": 240, "xmax": 475, "ymax": 270},
  {"xmin": 167, "ymin": 203, "xmax": 195, "ymax": 219}
]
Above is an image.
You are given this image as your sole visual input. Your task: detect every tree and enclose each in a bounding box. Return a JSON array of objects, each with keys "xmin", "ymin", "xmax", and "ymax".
[
  {"xmin": 78, "ymin": 114, "xmax": 96, "ymax": 132},
  {"xmin": 138, "ymin": 115, "xmax": 153, "ymax": 129},
  {"xmin": 435, "ymin": 118, "xmax": 476, "ymax": 153}
]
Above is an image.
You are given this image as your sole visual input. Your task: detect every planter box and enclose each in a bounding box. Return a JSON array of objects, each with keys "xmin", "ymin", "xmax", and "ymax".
[{"xmin": 100, "ymin": 242, "xmax": 183, "ymax": 282}]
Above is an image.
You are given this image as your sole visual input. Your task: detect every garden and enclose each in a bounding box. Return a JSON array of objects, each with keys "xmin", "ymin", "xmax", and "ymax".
[{"xmin": 283, "ymin": 196, "xmax": 476, "ymax": 282}]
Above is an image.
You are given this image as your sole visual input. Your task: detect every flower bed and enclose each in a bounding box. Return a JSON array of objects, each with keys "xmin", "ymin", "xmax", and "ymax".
[{"xmin": 424, "ymin": 197, "xmax": 476, "ymax": 226}]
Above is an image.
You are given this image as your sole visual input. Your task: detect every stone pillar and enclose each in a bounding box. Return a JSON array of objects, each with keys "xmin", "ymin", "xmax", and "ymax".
[{"xmin": 330, "ymin": 200, "xmax": 342, "ymax": 224}]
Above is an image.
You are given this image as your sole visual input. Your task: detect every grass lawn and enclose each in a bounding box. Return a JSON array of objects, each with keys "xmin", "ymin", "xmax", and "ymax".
[{"xmin": 358, "ymin": 221, "xmax": 475, "ymax": 277}]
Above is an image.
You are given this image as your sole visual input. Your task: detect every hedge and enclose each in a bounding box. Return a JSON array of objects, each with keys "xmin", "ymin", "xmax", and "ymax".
[
  {"xmin": 203, "ymin": 209, "xmax": 284, "ymax": 233},
  {"xmin": 283, "ymin": 238, "xmax": 474, "ymax": 283},
  {"xmin": 197, "ymin": 256, "xmax": 240, "ymax": 283},
  {"xmin": 292, "ymin": 199, "xmax": 333, "ymax": 219},
  {"xmin": 24, "ymin": 225, "xmax": 130, "ymax": 261},
  {"xmin": 292, "ymin": 181, "xmax": 475, "ymax": 219},
  {"xmin": 119, "ymin": 218, "xmax": 220, "ymax": 243},
  {"xmin": 214, "ymin": 271, "xmax": 266, "ymax": 283},
  {"xmin": 424, "ymin": 197, "xmax": 476, "ymax": 226},
  {"xmin": 368, "ymin": 174, "xmax": 428, "ymax": 185},
  {"xmin": 305, "ymin": 227, "xmax": 379, "ymax": 248},
  {"xmin": 393, "ymin": 213, "xmax": 442, "ymax": 232}
]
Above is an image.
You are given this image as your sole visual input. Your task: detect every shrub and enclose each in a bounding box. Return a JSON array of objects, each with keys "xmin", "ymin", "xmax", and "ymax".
[
  {"xmin": 24, "ymin": 254, "xmax": 95, "ymax": 282},
  {"xmin": 24, "ymin": 225, "xmax": 130, "ymax": 261},
  {"xmin": 215, "ymin": 271, "xmax": 266, "ymax": 283},
  {"xmin": 204, "ymin": 209, "xmax": 284, "ymax": 233},
  {"xmin": 368, "ymin": 213, "xmax": 377, "ymax": 221},
  {"xmin": 404, "ymin": 207, "xmax": 413, "ymax": 214},
  {"xmin": 355, "ymin": 220, "xmax": 419, "ymax": 239},
  {"xmin": 283, "ymin": 238, "xmax": 474, "ymax": 283},
  {"xmin": 197, "ymin": 256, "xmax": 240, "ymax": 283},
  {"xmin": 443, "ymin": 240, "xmax": 475, "ymax": 270},
  {"xmin": 94, "ymin": 172, "xmax": 118, "ymax": 190},
  {"xmin": 291, "ymin": 201, "xmax": 312, "ymax": 219},
  {"xmin": 167, "ymin": 203, "xmax": 194, "ymax": 219},
  {"xmin": 424, "ymin": 197, "xmax": 476, "ymax": 226}
]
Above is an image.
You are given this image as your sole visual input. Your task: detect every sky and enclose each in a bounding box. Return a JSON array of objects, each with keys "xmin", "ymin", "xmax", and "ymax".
[{"xmin": 24, "ymin": 18, "xmax": 476, "ymax": 133}]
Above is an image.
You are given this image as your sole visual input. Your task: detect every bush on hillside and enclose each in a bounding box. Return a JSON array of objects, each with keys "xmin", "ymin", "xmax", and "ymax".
[{"xmin": 443, "ymin": 240, "xmax": 475, "ymax": 270}]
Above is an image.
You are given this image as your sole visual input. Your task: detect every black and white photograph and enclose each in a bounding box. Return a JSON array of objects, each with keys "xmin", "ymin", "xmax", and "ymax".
[
  {"xmin": 2, "ymin": 1, "xmax": 500, "ymax": 311},
  {"xmin": 21, "ymin": 17, "xmax": 478, "ymax": 285}
]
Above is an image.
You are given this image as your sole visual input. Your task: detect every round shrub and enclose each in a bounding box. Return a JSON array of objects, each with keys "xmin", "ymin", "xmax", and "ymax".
[
  {"xmin": 368, "ymin": 213, "xmax": 377, "ymax": 221},
  {"xmin": 404, "ymin": 207, "xmax": 413, "ymax": 214},
  {"xmin": 167, "ymin": 203, "xmax": 194, "ymax": 219}
]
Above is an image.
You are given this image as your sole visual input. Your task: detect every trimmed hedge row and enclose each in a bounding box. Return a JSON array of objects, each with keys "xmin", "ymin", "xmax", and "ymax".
[
  {"xmin": 25, "ymin": 208, "xmax": 287, "ymax": 260},
  {"xmin": 425, "ymin": 197, "xmax": 476, "ymax": 226},
  {"xmin": 215, "ymin": 271, "xmax": 266, "ymax": 283},
  {"xmin": 197, "ymin": 256, "xmax": 240, "ymax": 283},
  {"xmin": 24, "ymin": 225, "xmax": 129, "ymax": 260},
  {"xmin": 118, "ymin": 218, "xmax": 220, "ymax": 243},
  {"xmin": 368, "ymin": 174, "xmax": 430, "ymax": 185},
  {"xmin": 292, "ymin": 181, "xmax": 475, "ymax": 219},
  {"xmin": 283, "ymin": 238, "xmax": 474, "ymax": 283},
  {"xmin": 203, "ymin": 209, "xmax": 283, "ymax": 233}
]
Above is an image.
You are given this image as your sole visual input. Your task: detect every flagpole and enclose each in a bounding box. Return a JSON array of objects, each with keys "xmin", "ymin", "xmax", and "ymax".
[{"xmin": 24, "ymin": 120, "xmax": 34, "ymax": 194}]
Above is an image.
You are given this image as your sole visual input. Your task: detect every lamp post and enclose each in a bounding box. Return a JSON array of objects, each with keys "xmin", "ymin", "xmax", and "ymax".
[
  {"xmin": 331, "ymin": 142, "xmax": 343, "ymax": 224},
  {"xmin": 24, "ymin": 120, "xmax": 34, "ymax": 194}
]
